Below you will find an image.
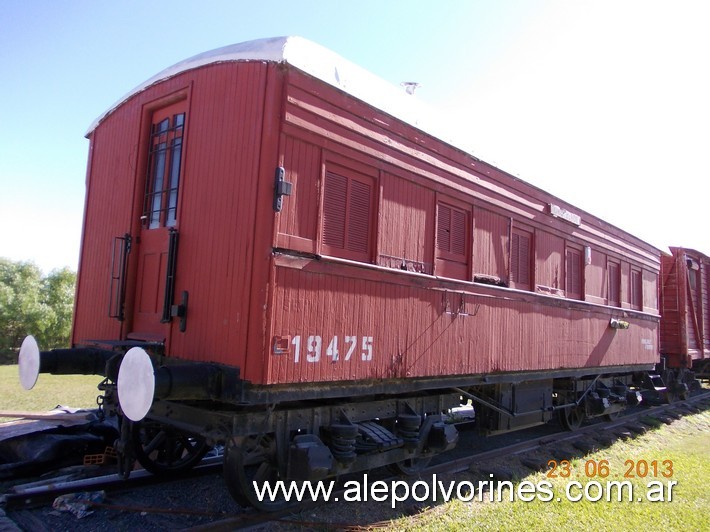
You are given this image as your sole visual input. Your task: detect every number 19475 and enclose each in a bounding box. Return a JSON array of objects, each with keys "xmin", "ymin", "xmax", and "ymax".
[{"xmin": 290, "ymin": 335, "xmax": 373, "ymax": 363}]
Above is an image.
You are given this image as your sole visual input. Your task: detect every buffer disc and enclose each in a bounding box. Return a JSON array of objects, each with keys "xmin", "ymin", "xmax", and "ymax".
[
  {"xmin": 117, "ymin": 347, "xmax": 155, "ymax": 422},
  {"xmin": 18, "ymin": 335, "xmax": 40, "ymax": 391}
]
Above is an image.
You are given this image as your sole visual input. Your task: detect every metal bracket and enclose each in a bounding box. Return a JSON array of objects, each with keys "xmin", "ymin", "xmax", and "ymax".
[
  {"xmin": 171, "ymin": 290, "xmax": 188, "ymax": 332},
  {"xmin": 273, "ymin": 166, "xmax": 292, "ymax": 212},
  {"xmin": 109, "ymin": 233, "xmax": 132, "ymax": 321},
  {"xmin": 161, "ymin": 229, "xmax": 179, "ymax": 323}
]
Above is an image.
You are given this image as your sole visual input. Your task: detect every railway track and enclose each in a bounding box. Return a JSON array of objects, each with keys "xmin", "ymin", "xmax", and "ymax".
[
  {"xmin": 198, "ymin": 390, "xmax": 710, "ymax": 530},
  {"xmin": 4, "ymin": 390, "xmax": 706, "ymax": 531},
  {"xmin": 2, "ymin": 456, "xmax": 222, "ymax": 511}
]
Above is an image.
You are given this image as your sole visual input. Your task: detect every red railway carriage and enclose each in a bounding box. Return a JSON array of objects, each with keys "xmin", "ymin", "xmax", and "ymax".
[
  {"xmin": 74, "ymin": 36, "xmax": 660, "ymax": 383},
  {"xmin": 660, "ymin": 247, "xmax": 710, "ymax": 380},
  {"xmin": 21, "ymin": 37, "xmax": 664, "ymax": 509}
]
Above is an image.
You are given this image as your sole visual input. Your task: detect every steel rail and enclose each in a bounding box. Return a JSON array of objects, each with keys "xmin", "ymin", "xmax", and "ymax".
[
  {"xmin": 188, "ymin": 390, "xmax": 710, "ymax": 531},
  {"xmin": 3, "ymin": 390, "xmax": 708, "ymax": 529},
  {"xmin": 2, "ymin": 456, "xmax": 222, "ymax": 510}
]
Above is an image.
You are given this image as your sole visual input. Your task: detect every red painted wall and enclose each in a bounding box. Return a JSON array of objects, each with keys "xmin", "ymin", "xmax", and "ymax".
[
  {"xmin": 660, "ymin": 247, "xmax": 710, "ymax": 367},
  {"xmin": 268, "ymin": 68, "xmax": 661, "ymax": 385},
  {"xmin": 74, "ymin": 62, "xmax": 280, "ymax": 380},
  {"xmin": 74, "ymin": 60, "xmax": 662, "ymax": 387},
  {"xmin": 266, "ymin": 257, "xmax": 659, "ymax": 385}
]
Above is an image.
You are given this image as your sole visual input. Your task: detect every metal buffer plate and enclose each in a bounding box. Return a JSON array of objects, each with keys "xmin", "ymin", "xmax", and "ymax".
[
  {"xmin": 18, "ymin": 335, "xmax": 40, "ymax": 390},
  {"xmin": 117, "ymin": 347, "xmax": 155, "ymax": 422}
]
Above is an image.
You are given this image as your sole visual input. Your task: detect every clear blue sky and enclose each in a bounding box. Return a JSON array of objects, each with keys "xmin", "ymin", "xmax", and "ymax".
[{"xmin": 1, "ymin": 0, "xmax": 708, "ymax": 272}]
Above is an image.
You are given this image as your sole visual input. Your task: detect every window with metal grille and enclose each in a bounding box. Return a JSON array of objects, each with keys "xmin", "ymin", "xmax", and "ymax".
[
  {"xmin": 608, "ymin": 261, "xmax": 621, "ymax": 307},
  {"xmin": 510, "ymin": 228, "xmax": 532, "ymax": 289},
  {"xmin": 144, "ymin": 112, "xmax": 185, "ymax": 229},
  {"xmin": 630, "ymin": 268, "xmax": 643, "ymax": 310},
  {"xmin": 566, "ymin": 247, "xmax": 583, "ymax": 300},
  {"xmin": 321, "ymin": 170, "xmax": 374, "ymax": 261}
]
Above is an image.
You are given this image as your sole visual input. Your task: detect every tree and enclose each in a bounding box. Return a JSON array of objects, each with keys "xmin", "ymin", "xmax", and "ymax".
[
  {"xmin": 0, "ymin": 258, "xmax": 46, "ymax": 354},
  {"xmin": 0, "ymin": 258, "xmax": 76, "ymax": 356},
  {"xmin": 40, "ymin": 267, "xmax": 77, "ymax": 349}
]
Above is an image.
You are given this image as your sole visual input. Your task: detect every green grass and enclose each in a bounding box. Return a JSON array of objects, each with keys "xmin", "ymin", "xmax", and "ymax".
[
  {"xmin": 0, "ymin": 365, "xmax": 102, "ymax": 421},
  {"xmin": 385, "ymin": 410, "xmax": 710, "ymax": 531}
]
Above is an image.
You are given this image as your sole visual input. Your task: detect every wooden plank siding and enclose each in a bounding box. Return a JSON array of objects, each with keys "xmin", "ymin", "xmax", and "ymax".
[
  {"xmin": 75, "ymin": 57, "xmax": 662, "ymax": 388},
  {"xmin": 275, "ymin": 135, "xmax": 321, "ymax": 252},
  {"xmin": 377, "ymin": 173, "xmax": 434, "ymax": 274},
  {"xmin": 268, "ymin": 256, "xmax": 659, "ymax": 385},
  {"xmin": 268, "ymin": 67, "xmax": 661, "ymax": 385},
  {"xmin": 535, "ymin": 230, "xmax": 564, "ymax": 297},
  {"xmin": 74, "ymin": 62, "xmax": 278, "ymax": 378},
  {"xmin": 472, "ymin": 207, "xmax": 509, "ymax": 284},
  {"xmin": 280, "ymin": 70, "xmax": 660, "ymax": 269},
  {"xmin": 660, "ymin": 247, "xmax": 710, "ymax": 368}
]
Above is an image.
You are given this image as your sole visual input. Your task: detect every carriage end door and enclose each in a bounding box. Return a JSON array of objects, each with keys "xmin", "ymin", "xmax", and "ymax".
[{"xmin": 130, "ymin": 102, "xmax": 186, "ymax": 342}]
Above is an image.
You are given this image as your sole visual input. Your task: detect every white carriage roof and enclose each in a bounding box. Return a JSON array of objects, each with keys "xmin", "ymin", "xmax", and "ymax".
[
  {"xmin": 86, "ymin": 36, "xmax": 440, "ymax": 139},
  {"xmin": 85, "ymin": 36, "xmax": 662, "ymax": 255}
]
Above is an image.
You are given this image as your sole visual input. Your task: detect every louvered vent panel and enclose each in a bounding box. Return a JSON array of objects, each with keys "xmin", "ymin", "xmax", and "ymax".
[
  {"xmin": 348, "ymin": 179, "xmax": 371, "ymax": 253},
  {"xmin": 511, "ymin": 231, "xmax": 531, "ymax": 287},
  {"xmin": 631, "ymin": 270, "xmax": 642, "ymax": 309},
  {"xmin": 566, "ymin": 249, "xmax": 582, "ymax": 298},
  {"xmin": 437, "ymin": 204, "xmax": 451, "ymax": 252},
  {"xmin": 518, "ymin": 234, "xmax": 530, "ymax": 285},
  {"xmin": 511, "ymin": 233, "xmax": 520, "ymax": 283},
  {"xmin": 323, "ymin": 172, "xmax": 347, "ymax": 248},
  {"xmin": 451, "ymin": 209, "xmax": 466, "ymax": 256},
  {"xmin": 609, "ymin": 262, "xmax": 620, "ymax": 306}
]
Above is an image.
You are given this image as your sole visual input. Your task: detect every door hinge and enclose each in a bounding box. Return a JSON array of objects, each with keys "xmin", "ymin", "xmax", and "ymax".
[
  {"xmin": 273, "ymin": 166, "xmax": 293, "ymax": 212},
  {"xmin": 171, "ymin": 290, "xmax": 189, "ymax": 333}
]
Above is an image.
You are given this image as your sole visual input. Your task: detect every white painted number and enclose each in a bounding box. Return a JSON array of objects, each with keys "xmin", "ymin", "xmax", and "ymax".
[
  {"xmin": 326, "ymin": 336, "xmax": 339, "ymax": 361},
  {"xmin": 306, "ymin": 335, "xmax": 322, "ymax": 363},
  {"xmin": 361, "ymin": 336, "xmax": 373, "ymax": 361},
  {"xmin": 345, "ymin": 336, "xmax": 357, "ymax": 361},
  {"xmin": 291, "ymin": 335, "xmax": 301, "ymax": 363},
  {"xmin": 290, "ymin": 335, "xmax": 373, "ymax": 364}
]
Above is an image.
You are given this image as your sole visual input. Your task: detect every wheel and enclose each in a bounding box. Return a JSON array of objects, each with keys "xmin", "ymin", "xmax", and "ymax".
[
  {"xmin": 604, "ymin": 410, "xmax": 621, "ymax": 422},
  {"xmin": 390, "ymin": 456, "xmax": 432, "ymax": 475},
  {"xmin": 223, "ymin": 434, "xmax": 301, "ymax": 511},
  {"xmin": 559, "ymin": 404, "xmax": 585, "ymax": 431},
  {"xmin": 133, "ymin": 421, "xmax": 210, "ymax": 475},
  {"xmin": 661, "ymin": 369, "xmax": 692, "ymax": 403}
]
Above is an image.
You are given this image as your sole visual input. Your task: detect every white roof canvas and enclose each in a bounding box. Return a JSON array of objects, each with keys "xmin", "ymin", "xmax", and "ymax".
[{"xmin": 87, "ymin": 36, "xmax": 442, "ymax": 142}]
